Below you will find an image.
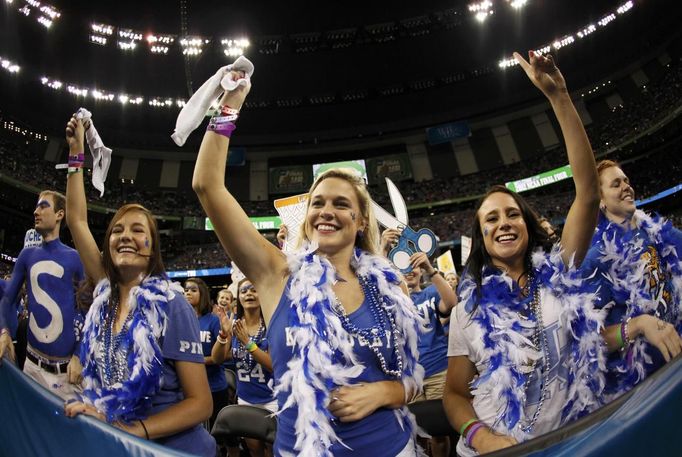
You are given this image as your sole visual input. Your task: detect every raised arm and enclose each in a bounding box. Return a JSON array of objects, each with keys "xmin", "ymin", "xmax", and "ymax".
[
  {"xmin": 65, "ymin": 117, "xmax": 106, "ymax": 282},
  {"xmin": 192, "ymin": 72, "xmax": 287, "ymax": 322},
  {"xmin": 514, "ymin": 51, "xmax": 599, "ymax": 267}
]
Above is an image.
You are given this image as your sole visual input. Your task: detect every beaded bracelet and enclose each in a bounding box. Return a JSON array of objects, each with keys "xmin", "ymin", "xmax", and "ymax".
[
  {"xmin": 245, "ymin": 340, "xmax": 258, "ymax": 352},
  {"xmin": 465, "ymin": 422, "xmax": 486, "ymax": 448},
  {"xmin": 620, "ymin": 316, "xmax": 634, "ymax": 351},
  {"xmin": 217, "ymin": 335, "xmax": 228, "ymax": 345}
]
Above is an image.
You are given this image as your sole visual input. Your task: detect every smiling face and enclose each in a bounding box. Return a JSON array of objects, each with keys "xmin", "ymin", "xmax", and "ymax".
[
  {"xmin": 304, "ymin": 177, "xmax": 366, "ymax": 255},
  {"xmin": 107, "ymin": 209, "xmax": 153, "ymax": 278},
  {"xmin": 238, "ymin": 280, "xmax": 260, "ymax": 311},
  {"xmin": 217, "ymin": 290, "xmax": 233, "ymax": 308},
  {"xmin": 477, "ymin": 192, "xmax": 529, "ymax": 272},
  {"xmin": 404, "ymin": 269, "xmax": 422, "ymax": 291},
  {"xmin": 599, "ymin": 166, "xmax": 636, "ymax": 222}
]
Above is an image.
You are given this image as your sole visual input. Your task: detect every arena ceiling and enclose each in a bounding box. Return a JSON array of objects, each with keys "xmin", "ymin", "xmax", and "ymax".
[{"xmin": 1, "ymin": 0, "xmax": 681, "ymax": 149}]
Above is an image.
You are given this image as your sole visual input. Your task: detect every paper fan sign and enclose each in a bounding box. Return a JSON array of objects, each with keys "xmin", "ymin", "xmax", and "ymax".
[
  {"xmin": 436, "ymin": 250, "xmax": 456, "ymax": 274},
  {"xmin": 274, "ymin": 193, "xmax": 309, "ymax": 253}
]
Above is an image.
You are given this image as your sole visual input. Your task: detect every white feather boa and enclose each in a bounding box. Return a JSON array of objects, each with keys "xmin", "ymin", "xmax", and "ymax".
[
  {"xmin": 80, "ymin": 275, "xmax": 183, "ymax": 422},
  {"xmin": 593, "ymin": 210, "xmax": 682, "ymax": 394},
  {"xmin": 275, "ymin": 243, "xmax": 425, "ymax": 456},
  {"xmin": 459, "ymin": 246, "xmax": 606, "ymax": 442}
]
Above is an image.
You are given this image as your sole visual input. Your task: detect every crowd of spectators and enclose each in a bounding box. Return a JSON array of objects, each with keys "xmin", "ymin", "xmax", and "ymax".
[{"xmin": 0, "ymin": 58, "xmax": 680, "ymax": 271}]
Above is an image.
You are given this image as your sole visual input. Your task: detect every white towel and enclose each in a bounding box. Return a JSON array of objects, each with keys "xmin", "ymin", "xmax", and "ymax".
[
  {"xmin": 171, "ymin": 55, "xmax": 254, "ymax": 147},
  {"xmin": 76, "ymin": 108, "xmax": 112, "ymax": 197}
]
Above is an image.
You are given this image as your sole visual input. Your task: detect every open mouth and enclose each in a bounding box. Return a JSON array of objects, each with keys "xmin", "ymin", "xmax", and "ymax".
[
  {"xmin": 495, "ymin": 234, "xmax": 518, "ymax": 244},
  {"xmin": 117, "ymin": 246, "xmax": 137, "ymax": 254},
  {"xmin": 316, "ymin": 223, "xmax": 339, "ymax": 233}
]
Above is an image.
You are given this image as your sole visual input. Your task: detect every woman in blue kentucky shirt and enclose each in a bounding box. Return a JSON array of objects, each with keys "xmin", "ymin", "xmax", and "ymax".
[{"xmin": 192, "ymin": 70, "xmax": 423, "ymax": 457}]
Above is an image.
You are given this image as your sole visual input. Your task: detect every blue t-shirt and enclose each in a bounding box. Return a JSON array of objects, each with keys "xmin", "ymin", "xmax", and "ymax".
[
  {"xmin": 146, "ymin": 293, "xmax": 216, "ymax": 457},
  {"xmin": 268, "ymin": 279, "xmax": 411, "ymax": 456},
  {"xmin": 410, "ymin": 285, "xmax": 448, "ymax": 377},
  {"xmin": 199, "ymin": 313, "xmax": 228, "ymax": 392},
  {"xmin": 583, "ymin": 222, "xmax": 682, "ymax": 387},
  {"xmin": 0, "ymin": 239, "xmax": 83, "ymax": 358},
  {"xmin": 232, "ymin": 335, "xmax": 274, "ymax": 404}
]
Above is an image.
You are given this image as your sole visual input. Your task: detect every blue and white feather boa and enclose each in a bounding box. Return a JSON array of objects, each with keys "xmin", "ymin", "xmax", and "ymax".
[
  {"xmin": 80, "ymin": 275, "xmax": 181, "ymax": 423},
  {"xmin": 275, "ymin": 242, "xmax": 425, "ymax": 456},
  {"xmin": 459, "ymin": 246, "xmax": 605, "ymax": 442},
  {"xmin": 593, "ymin": 210, "xmax": 682, "ymax": 394}
]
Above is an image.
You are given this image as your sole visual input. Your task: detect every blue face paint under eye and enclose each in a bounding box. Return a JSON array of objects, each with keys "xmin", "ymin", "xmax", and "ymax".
[
  {"xmin": 483, "ymin": 227, "xmax": 489, "ymax": 237},
  {"xmin": 144, "ymin": 238, "xmax": 150, "ymax": 248}
]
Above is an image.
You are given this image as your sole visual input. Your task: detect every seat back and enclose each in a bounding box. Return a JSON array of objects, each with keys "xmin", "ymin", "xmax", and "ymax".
[{"xmin": 211, "ymin": 404, "xmax": 277, "ymax": 445}]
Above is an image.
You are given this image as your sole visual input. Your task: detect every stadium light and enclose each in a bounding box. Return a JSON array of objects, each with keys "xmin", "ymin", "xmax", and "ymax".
[
  {"xmin": 1, "ymin": 57, "xmax": 21, "ymax": 73},
  {"xmin": 221, "ymin": 37, "xmax": 250, "ymax": 57}
]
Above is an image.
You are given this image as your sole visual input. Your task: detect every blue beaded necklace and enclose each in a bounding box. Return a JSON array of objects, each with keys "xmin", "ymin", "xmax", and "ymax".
[
  {"xmin": 332, "ymin": 275, "xmax": 404, "ymax": 378},
  {"xmin": 233, "ymin": 318, "xmax": 266, "ymax": 373},
  {"xmin": 102, "ymin": 288, "xmax": 133, "ymax": 386}
]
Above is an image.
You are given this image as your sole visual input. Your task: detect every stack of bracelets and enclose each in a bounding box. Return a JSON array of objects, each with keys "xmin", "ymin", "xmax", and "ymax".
[
  {"xmin": 207, "ymin": 105, "xmax": 239, "ymax": 138},
  {"xmin": 617, "ymin": 316, "xmax": 635, "ymax": 352},
  {"xmin": 460, "ymin": 419, "xmax": 486, "ymax": 449},
  {"xmin": 68, "ymin": 153, "xmax": 85, "ymax": 174},
  {"xmin": 244, "ymin": 340, "xmax": 258, "ymax": 353}
]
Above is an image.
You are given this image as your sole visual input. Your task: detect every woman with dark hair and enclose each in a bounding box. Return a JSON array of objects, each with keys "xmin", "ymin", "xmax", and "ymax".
[
  {"xmin": 582, "ymin": 159, "xmax": 682, "ymax": 399},
  {"xmin": 62, "ymin": 116, "xmax": 215, "ymax": 456},
  {"xmin": 192, "ymin": 68, "xmax": 423, "ymax": 456},
  {"xmin": 443, "ymin": 51, "xmax": 604, "ymax": 456},
  {"xmin": 184, "ymin": 277, "xmax": 231, "ymax": 431},
  {"xmin": 221, "ymin": 277, "xmax": 275, "ymax": 457}
]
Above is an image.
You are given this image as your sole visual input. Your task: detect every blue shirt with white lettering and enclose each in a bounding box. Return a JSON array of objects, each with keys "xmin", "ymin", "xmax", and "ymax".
[
  {"xmin": 199, "ymin": 312, "xmax": 228, "ymax": 392},
  {"xmin": 410, "ymin": 285, "xmax": 448, "ymax": 377},
  {"xmin": 232, "ymin": 335, "xmax": 274, "ymax": 404},
  {"xmin": 0, "ymin": 239, "xmax": 83, "ymax": 358},
  {"xmin": 148, "ymin": 292, "xmax": 216, "ymax": 457},
  {"xmin": 268, "ymin": 279, "xmax": 411, "ymax": 456}
]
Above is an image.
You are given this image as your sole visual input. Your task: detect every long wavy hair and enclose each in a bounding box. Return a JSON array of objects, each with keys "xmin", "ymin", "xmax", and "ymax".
[{"xmin": 463, "ymin": 185, "xmax": 552, "ymax": 310}]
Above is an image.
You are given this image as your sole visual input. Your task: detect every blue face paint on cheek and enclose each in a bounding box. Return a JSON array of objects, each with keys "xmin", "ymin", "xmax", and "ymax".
[
  {"xmin": 144, "ymin": 238, "xmax": 150, "ymax": 248},
  {"xmin": 483, "ymin": 227, "xmax": 489, "ymax": 237}
]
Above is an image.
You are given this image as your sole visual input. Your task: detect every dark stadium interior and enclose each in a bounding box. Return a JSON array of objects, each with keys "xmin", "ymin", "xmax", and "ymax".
[{"xmin": 1, "ymin": 0, "xmax": 681, "ymax": 289}]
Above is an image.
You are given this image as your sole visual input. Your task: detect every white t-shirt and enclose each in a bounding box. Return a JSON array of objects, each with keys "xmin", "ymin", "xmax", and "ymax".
[{"xmin": 448, "ymin": 286, "xmax": 571, "ymax": 457}]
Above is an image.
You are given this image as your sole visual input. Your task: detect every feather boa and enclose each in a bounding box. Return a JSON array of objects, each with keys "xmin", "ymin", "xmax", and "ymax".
[
  {"xmin": 80, "ymin": 275, "xmax": 182, "ymax": 423},
  {"xmin": 459, "ymin": 246, "xmax": 605, "ymax": 442},
  {"xmin": 593, "ymin": 210, "xmax": 682, "ymax": 394},
  {"xmin": 275, "ymin": 243, "xmax": 425, "ymax": 456}
]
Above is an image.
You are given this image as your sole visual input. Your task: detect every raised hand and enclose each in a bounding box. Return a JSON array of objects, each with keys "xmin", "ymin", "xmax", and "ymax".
[
  {"xmin": 220, "ymin": 70, "xmax": 251, "ymax": 111},
  {"xmin": 380, "ymin": 228, "xmax": 401, "ymax": 257},
  {"xmin": 65, "ymin": 116, "xmax": 85, "ymax": 153},
  {"xmin": 513, "ymin": 51, "xmax": 567, "ymax": 99}
]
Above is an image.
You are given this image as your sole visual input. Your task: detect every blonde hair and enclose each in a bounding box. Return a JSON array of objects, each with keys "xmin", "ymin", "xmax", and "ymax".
[{"xmin": 297, "ymin": 168, "xmax": 380, "ymax": 255}]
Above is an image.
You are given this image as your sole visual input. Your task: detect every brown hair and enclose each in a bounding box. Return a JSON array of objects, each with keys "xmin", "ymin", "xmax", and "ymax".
[
  {"xmin": 186, "ymin": 277, "xmax": 212, "ymax": 316},
  {"xmin": 102, "ymin": 203, "xmax": 166, "ymax": 284},
  {"xmin": 596, "ymin": 159, "xmax": 619, "ymax": 177},
  {"xmin": 39, "ymin": 190, "xmax": 66, "ymax": 228},
  {"xmin": 297, "ymin": 168, "xmax": 380, "ymax": 255}
]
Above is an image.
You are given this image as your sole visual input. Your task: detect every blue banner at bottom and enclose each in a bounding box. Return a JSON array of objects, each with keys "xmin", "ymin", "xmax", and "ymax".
[{"xmin": 0, "ymin": 361, "xmax": 192, "ymax": 457}]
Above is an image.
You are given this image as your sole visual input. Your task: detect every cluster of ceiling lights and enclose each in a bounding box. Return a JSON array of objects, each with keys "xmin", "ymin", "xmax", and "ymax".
[
  {"xmin": 467, "ymin": 0, "xmax": 529, "ymax": 23},
  {"xmin": 9, "ymin": 0, "xmax": 61, "ymax": 29},
  {"xmin": 2, "ymin": 120, "xmax": 48, "ymax": 141},
  {"xmin": 498, "ymin": 1, "xmax": 634, "ymax": 69},
  {"xmin": 1, "ymin": 56, "xmax": 20, "ymax": 73},
  {"xmin": 3, "ymin": 1, "xmax": 639, "ymax": 111}
]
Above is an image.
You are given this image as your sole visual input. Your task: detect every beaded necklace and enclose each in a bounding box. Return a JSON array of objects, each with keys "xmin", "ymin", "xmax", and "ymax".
[
  {"xmin": 519, "ymin": 285, "xmax": 551, "ymax": 434},
  {"xmin": 233, "ymin": 318, "xmax": 266, "ymax": 373},
  {"xmin": 331, "ymin": 275, "xmax": 404, "ymax": 378},
  {"xmin": 101, "ymin": 287, "xmax": 133, "ymax": 387}
]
